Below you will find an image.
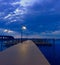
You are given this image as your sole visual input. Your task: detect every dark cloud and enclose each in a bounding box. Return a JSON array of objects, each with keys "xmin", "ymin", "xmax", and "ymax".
[{"xmin": 0, "ymin": 0, "xmax": 60, "ymax": 38}]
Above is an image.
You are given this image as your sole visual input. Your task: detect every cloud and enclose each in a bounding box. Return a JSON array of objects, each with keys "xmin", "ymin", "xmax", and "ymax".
[
  {"xmin": 4, "ymin": 14, "xmax": 12, "ymax": 19},
  {"xmin": 3, "ymin": 0, "xmax": 37, "ymax": 23},
  {"xmin": 51, "ymin": 30, "xmax": 60, "ymax": 35},
  {"xmin": 3, "ymin": 7, "xmax": 26, "ymax": 24},
  {"xmin": 0, "ymin": 28, "xmax": 60, "ymax": 38},
  {"xmin": 4, "ymin": 29, "xmax": 14, "ymax": 33},
  {"xmin": 0, "ymin": 0, "xmax": 60, "ymax": 38},
  {"xmin": 40, "ymin": 30, "xmax": 60, "ymax": 35},
  {"xmin": 16, "ymin": 30, "xmax": 60, "ymax": 38},
  {"xmin": 0, "ymin": 28, "xmax": 20, "ymax": 38},
  {"xmin": 11, "ymin": 1, "xmax": 20, "ymax": 6},
  {"xmin": 0, "ymin": 28, "xmax": 40, "ymax": 38},
  {"xmin": 13, "ymin": 7, "xmax": 27, "ymax": 17},
  {"xmin": 1, "ymin": 0, "xmax": 60, "ymax": 24},
  {"xmin": 0, "ymin": 28, "xmax": 16, "ymax": 34},
  {"xmin": 11, "ymin": 0, "xmax": 39, "ymax": 7},
  {"xmin": 3, "ymin": 2, "xmax": 28, "ymax": 24}
]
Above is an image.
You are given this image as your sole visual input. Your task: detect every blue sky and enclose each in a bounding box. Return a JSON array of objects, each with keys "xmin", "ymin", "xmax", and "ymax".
[{"xmin": 0, "ymin": 0, "xmax": 60, "ymax": 38}]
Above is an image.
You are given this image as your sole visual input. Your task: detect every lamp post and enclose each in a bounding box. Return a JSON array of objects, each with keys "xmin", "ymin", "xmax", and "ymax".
[{"xmin": 21, "ymin": 26, "xmax": 27, "ymax": 43}]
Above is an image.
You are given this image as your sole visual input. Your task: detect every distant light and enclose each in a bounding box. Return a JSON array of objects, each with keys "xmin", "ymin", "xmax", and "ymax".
[{"xmin": 22, "ymin": 26, "xmax": 27, "ymax": 30}]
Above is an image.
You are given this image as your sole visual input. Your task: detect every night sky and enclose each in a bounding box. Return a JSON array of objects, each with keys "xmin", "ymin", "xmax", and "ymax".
[{"xmin": 0, "ymin": 0, "xmax": 60, "ymax": 38}]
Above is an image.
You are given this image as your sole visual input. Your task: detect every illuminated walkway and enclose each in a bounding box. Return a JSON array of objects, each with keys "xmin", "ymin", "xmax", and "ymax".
[{"xmin": 0, "ymin": 40, "xmax": 50, "ymax": 65}]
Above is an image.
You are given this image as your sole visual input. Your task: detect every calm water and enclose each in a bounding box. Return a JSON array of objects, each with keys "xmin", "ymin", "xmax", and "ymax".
[
  {"xmin": 0, "ymin": 39, "xmax": 60, "ymax": 65},
  {"xmin": 38, "ymin": 39, "xmax": 60, "ymax": 65}
]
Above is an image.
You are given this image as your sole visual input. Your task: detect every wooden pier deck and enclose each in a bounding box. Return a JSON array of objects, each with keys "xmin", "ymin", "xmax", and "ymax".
[{"xmin": 0, "ymin": 40, "xmax": 50, "ymax": 65}]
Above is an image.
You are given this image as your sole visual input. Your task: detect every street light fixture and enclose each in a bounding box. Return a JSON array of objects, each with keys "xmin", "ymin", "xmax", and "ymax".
[
  {"xmin": 22, "ymin": 26, "xmax": 27, "ymax": 30},
  {"xmin": 21, "ymin": 26, "xmax": 27, "ymax": 43}
]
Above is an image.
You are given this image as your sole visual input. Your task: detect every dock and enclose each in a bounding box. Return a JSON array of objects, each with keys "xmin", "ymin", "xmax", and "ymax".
[{"xmin": 0, "ymin": 40, "xmax": 50, "ymax": 65}]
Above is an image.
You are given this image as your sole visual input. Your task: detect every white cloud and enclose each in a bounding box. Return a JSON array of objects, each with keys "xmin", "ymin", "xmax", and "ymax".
[
  {"xmin": 40, "ymin": 30, "xmax": 60, "ymax": 35},
  {"xmin": 51, "ymin": 30, "xmax": 60, "ymax": 35},
  {"xmin": 1, "ymin": 0, "xmax": 60, "ymax": 25},
  {"xmin": 0, "ymin": 28, "xmax": 60, "ymax": 38},
  {"xmin": 20, "ymin": 0, "xmax": 38, "ymax": 7},
  {"xmin": 4, "ymin": 14, "xmax": 12, "ymax": 19},
  {"xmin": 10, "ymin": 19, "xmax": 17, "ymax": 23},
  {"xmin": 4, "ymin": 29, "xmax": 14, "ymax": 33},
  {"xmin": 11, "ymin": 1, "xmax": 20, "ymax": 6},
  {"xmin": 4, "ymin": 29, "xmax": 14, "ymax": 34},
  {"xmin": 3, "ymin": 7, "xmax": 27, "ymax": 24},
  {"xmin": 11, "ymin": 0, "xmax": 39, "ymax": 7},
  {"xmin": 4, "ymin": 29, "xmax": 8, "ymax": 32},
  {"xmin": 9, "ymin": 0, "xmax": 40, "ymax": 20},
  {"xmin": 14, "ymin": 8, "xmax": 27, "ymax": 15},
  {"xmin": 0, "ymin": 28, "xmax": 21, "ymax": 38},
  {"xmin": 0, "ymin": 28, "xmax": 16, "ymax": 34}
]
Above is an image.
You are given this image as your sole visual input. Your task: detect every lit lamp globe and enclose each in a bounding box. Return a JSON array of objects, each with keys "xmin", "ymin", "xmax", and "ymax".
[{"xmin": 22, "ymin": 26, "xmax": 27, "ymax": 30}]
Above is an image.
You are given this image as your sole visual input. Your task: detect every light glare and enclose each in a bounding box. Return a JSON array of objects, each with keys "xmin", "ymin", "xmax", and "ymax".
[{"xmin": 22, "ymin": 26, "xmax": 27, "ymax": 30}]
